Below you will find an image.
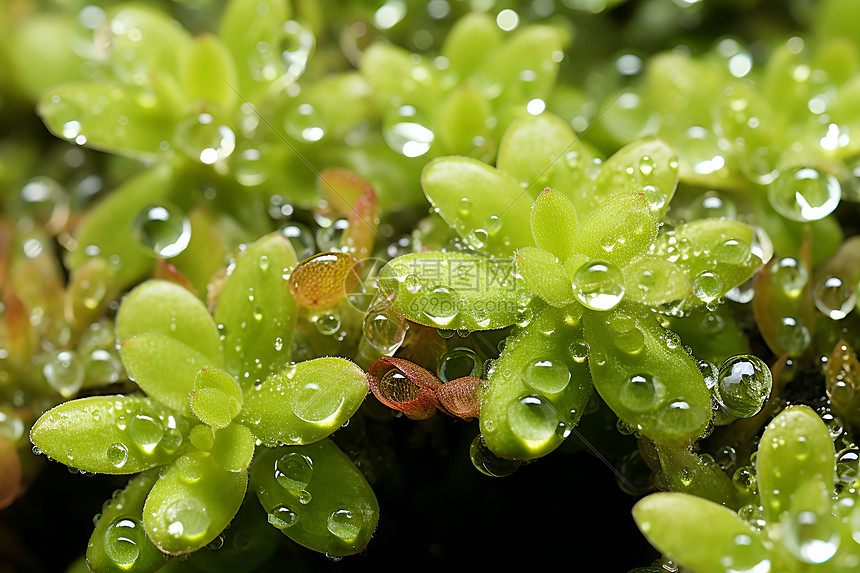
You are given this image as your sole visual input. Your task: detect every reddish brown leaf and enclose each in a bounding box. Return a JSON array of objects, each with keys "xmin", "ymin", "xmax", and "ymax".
[
  {"xmin": 368, "ymin": 357, "xmax": 441, "ymax": 420},
  {"xmin": 0, "ymin": 437, "xmax": 21, "ymax": 509},
  {"xmin": 318, "ymin": 168, "xmax": 374, "ymax": 217},
  {"xmin": 436, "ymin": 376, "xmax": 482, "ymax": 420},
  {"xmin": 342, "ymin": 187, "xmax": 379, "ymax": 260},
  {"xmin": 288, "ymin": 252, "xmax": 362, "ymax": 308}
]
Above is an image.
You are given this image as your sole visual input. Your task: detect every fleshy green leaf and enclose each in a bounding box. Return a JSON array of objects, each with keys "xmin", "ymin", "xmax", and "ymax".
[
  {"xmin": 622, "ymin": 256, "xmax": 691, "ymax": 307},
  {"xmin": 530, "ymin": 189, "xmax": 578, "ymax": 260},
  {"xmin": 117, "ymin": 280, "xmax": 221, "ymax": 362},
  {"xmin": 191, "ymin": 368, "xmax": 243, "ymax": 429},
  {"xmin": 214, "ymin": 233, "xmax": 297, "ymax": 387},
  {"xmin": 377, "ymin": 251, "xmax": 528, "ymax": 331},
  {"xmin": 181, "ymin": 34, "xmax": 238, "ymax": 113},
  {"xmin": 634, "ymin": 493, "xmax": 771, "ymax": 573},
  {"xmin": 211, "ymin": 423, "xmax": 255, "ymax": 472},
  {"xmin": 218, "ymin": 0, "xmax": 290, "ymax": 95},
  {"xmin": 654, "ymin": 219, "xmax": 761, "ymax": 307},
  {"xmin": 251, "ymin": 440, "xmax": 379, "ymax": 557},
  {"xmin": 87, "ymin": 470, "xmax": 168, "ymax": 573},
  {"xmin": 437, "ymin": 85, "xmax": 493, "ymax": 157},
  {"xmin": 441, "ymin": 12, "xmax": 501, "ymax": 79},
  {"xmin": 757, "ymin": 405, "xmax": 835, "ymax": 521},
  {"xmin": 574, "ymin": 192, "xmax": 658, "ymax": 268},
  {"xmin": 38, "ymin": 82, "xmax": 175, "ymax": 160},
  {"xmin": 239, "ymin": 358, "xmax": 367, "ymax": 446},
  {"xmin": 497, "ymin": 113, "xmax": 586, "ymax": 204},
  {"xmin": 30, "ymin": 396, "xmax": 189, "ymax": 475},
  {"xmin": 480, "ymin": 304, "xmax": 593, "ymax": 460},
  {"xmin": 421, "ymin": 157, "xmax": 535, "ymax": 255},
  {"xmin": 592, "ymin": 139, "xmax": 678, "ymax": 220},
  {"xmin": 583, "ymin": 305, "xmax": 710, "ymax": 445},
  {"xmin": 655, "ymin": 445, "xmax": 739, "ymax": 507},
  {"xmin": 121, "ymin": 333, "xmax": 219, "ymax": 415},
  {"xmin": 516, "ymin": 247, "xmax": 574, "ymax": 307},
  {"xmin": 143, "ymin": 450, "xmax": 247, "ymax": 555}
]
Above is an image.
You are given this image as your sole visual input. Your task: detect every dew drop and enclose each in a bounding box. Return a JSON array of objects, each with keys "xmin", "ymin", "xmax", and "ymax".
[
  {"xmin": 165, "ymin": 498, "xmax": 210, "ymax": 540},
  {"xmin": 523, "ymin": 358, "xmax": 570, "ymax": 395},
  {"xmin": 771, "ymin": 257, "xmax": 808, "ymax": 295},
  {"xmin": 781, "ymin": 511, "xmax": 840, "ymax": 564},
  {"xmin": 812, "ymin": 276, "xmax": 856, "ymax": 320},
  {"xmin": 572, "ymin": 260, "xmax": 625, "ymax": 311},
  {"xmin": 569, "ymin": 340, "xmax": 589, "ymax": 363},
  {"xmin": 438, "ymin": 347, "xmax": 481, "ymax": 383},
  {"xmin": 775, "ymin": 316, "xmax": 811, "ymax": 353},
  {"xmin": 507, "ymin": 394, "xmax": 561, "ymax": 444},
  {"xmin": 268, "ymin": 504, "xmax": 298, "ymax": 529},
  {"xmin": 608, "ymin": 314, "xmax": 644, "ymax": 354},
  {"xmin": 327, "ymin": 509, "xmax": 361, "ymax": 543},
  {"xmin": 43, "ymin": 350, "xmax": 85, "ymax": 398},
  {"xmin": 174, "ymin": 113, "xmax": 236, "ymax": 164},
  {"xmin": 767, "ymin": 167, "xmax": 841, "ymax": 222},
  {"xmin": 131, "ymin": 203, "xmax": 191, "ymax": 258},
  {"xmin": 469, "ymin": 434, "xmax": 521, "ymax": 477},
  {"xmin": 274, "ymin": 452, "xmax": 314, "ymax": 492},
  {"xmin": 104, "ymin": 517, "xmax": 143, "ymax": 567},
  {"xmin": 421, "ymin": 286, "xmax": 460, "ymax": 326},
  {"xmin": 620, "ymin": 373, "xmax": 665, "ymax": 412},
  {"xmin": 715, "ymin": 355, "xmax": 772, "ymax": 418},
  {"xmin": 106, "ymin": 443, "xmax": 129, "ymax": 469},
  {"xmin": 692, "ymin": 270, "xmax": 723, "ymax": 303},
  {"xmin": 127, "ymin": 414, "xmax": 163, "ymax": 453}
]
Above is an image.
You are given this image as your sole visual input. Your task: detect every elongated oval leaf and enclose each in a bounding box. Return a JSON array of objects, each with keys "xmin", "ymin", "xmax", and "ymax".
[
  {"xmin": 592, "ymin": 139, "xmax": 678, "ymax": 219},
  {"xmin": 117, "ymin": 279, "xmax": 221, "ymax": 362},
  {"xmin": 251, "ymin": 440, "xmax": 378, "ymax": 557},
  {"xmin": 105, "ymin": 5, "xmax": 191, "ymax": 83},
  {"xmin": 240, "ymin": 358, "xmax": 367, "ymax": 446},
  {"xmin": 422, "ymin": 157, "xmax": 534, "ymax": 255},
  {"xmin": 121, "ymin": 333, "xmax": 219, "ymax": 415},
  {"xmin": 211, "ymin": 423, "xmax": 255, "ymax": 473},
  {"xmin": 144, "ymin": 451, "xmax": 247, "ymax": 555},
  {"xmin": 181, "ymin": 34, "xmax": 238, "ymax": 113},
  {"xmin": 480, "ymin": 304, "xmax": 593, "ymax": 459},
  {"xmin": 87, "ymin": 470, "xmax": 168, "ymax": 573},
  {"xmin": 634, "ymin": 493, "xmax": 771, "ymax": 573},
  {"xmin": 530, "ymin": 189, "xmax": 578, "ymax": 260},
  {"xmin": 757, "ymin": 405, "xmax": 835, "ymax": 521},
  {"xmin": 583, "ymin": 305, "xmax": 710, "ymax": 445},
  {"xmin": 622, "ymin": 256, "xmax": 691, "ymax": 307},
  {"xmin": 441, "ymin": 12, "xmax": 501, "ymax": 79},
  {"xmin": 30, "ymin": 396, "xmax": 189, "ymax": 475},
  {"xmin": 192, "ymin": 368, "xmax": 243, "ymax": 429},
  {"xmin": 378, "ymin": 251, "xmax": 528, "ymax": 330},
  {"xmin": 516, "ymin": 247, "xmax": 574, "ymax": 307},
  {"xmin": 574, "ymin": 192, "xmax": 658, "ymax": 268},
  {"xmin": 214, "ymin": 233, "xmax": 297, "ymax": 387}
]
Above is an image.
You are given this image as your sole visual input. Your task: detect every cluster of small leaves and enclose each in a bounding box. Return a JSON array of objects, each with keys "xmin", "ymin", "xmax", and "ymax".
[{"xmin": 30, "ymin": 233, "xmax": 378, "ymax": 569}]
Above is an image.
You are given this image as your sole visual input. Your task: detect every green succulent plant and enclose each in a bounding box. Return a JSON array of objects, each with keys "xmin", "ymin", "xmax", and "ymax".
[
  {"xmin": 636, "ymin": 405, "xmax": 860, "ymax": 572},
  {"xmin": 30, "ymin": 232, "xmax": 378, "ymax": 568}
]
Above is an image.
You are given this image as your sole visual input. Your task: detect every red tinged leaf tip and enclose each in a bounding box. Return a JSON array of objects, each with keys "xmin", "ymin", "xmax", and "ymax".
[
  {"xmin": 436, "ymin": 376, "xmax": 482, "ymax": 420},
  {"xmin": 367, "ymin": 357, "xmax": 441, "ymax": 420},
  {"xmin": 288, "ymin": 252, "xmax": 362, "ymax": 308},
  {"xmin": 154, "ymin": 259, "xmax": 197, "ymax": 295}
]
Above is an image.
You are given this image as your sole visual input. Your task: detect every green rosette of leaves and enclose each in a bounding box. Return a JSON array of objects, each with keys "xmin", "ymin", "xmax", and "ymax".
[
  {"xmin": 635, "ymin": 405, "xmax": 860, "ymax": 572},
  {"xmin": 31, "ymin": 233, "xmax": 377, "ymax": 570},
  {"xmin": 378, "ymin": 114, "xmax": 761, "ymax": 458}
]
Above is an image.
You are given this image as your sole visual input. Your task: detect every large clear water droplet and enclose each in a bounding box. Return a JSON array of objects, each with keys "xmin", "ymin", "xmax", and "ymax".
[
  {"xmin": 620, "ymin": 373, "xmax": 665, "ymax": 412},
  {"xmin": 104, "ymin": 517, "xmax": 143, "ymax": 567},
  {"xmin": 43, "ymin": 350, "xmax": 85, "ymax": 398},
  {"xmin": 274, "ymin": 452, "xmax": 314, "ymax": 492},
  {"xmin": 775, "ymin": 316, "xmax": 811, "ymax": 353},
  {"xmin": 767, "ymin": 167, "xmax": 841, "ymax": 222},
  {"xmin": 572, "ymin": 260, "xmax": 625, "ymax": 311},
  {"xmin": 326, "ymin": 509, "xmax": 361, "ymax": 543},
  {"xmin": 781, "ymin": 511, "xmax": 840, "ymax": 564},
  {"xmin": 127, "ymin": 413, "xmax": 163, "ymax": 453},
  {"xmin": 715, "ymin": 355, "xmax": 772, "ymax": 418},
  {"xmin": 363, "ymin": 306, "xmax": 407, "ymax": 355},
  {"xmin": 268, "ymin": 504, "xmax": 298, "ymax": 529},
  {"xmin": 384, "ymin": 120, "xmax": 434, "ymax": 158},
  {"xmin": 523, "ymin": 358, "xmax": 570, "ymax": 395},
  {"xmin": 174, "ymin": 113, "xmax": 236, "ymax": 164},
  {"xmin": 421, "ymin": 286, "xmax": 460, "ymax": 326},
  {"xmin": 812, "ymin": 275, "xmax": 856, "ymax": 320},
  {"xmin": 771, "ymin": 257, "xmax": 808, "ymax": 296},
  {"xmin": 106, "ymin": 442, "xmax": 129, "ymax": 469},
  {"xmin": 507, "ymin": 394, "xmax": 561, "ymax": 444},
  {"xmin": 438, "ymin": 347, "xmax": 481, "ymax": 382},
  {"xmin": 165, "ymin": 497, "xmax": 210, "ymax": 540},
  {"xmin": 692, "ymin": 270, "xmax": 723, "ymax": 303},
  {"xmin": 132, "ymin": 203, "xmax": 191, "ymax": 258},
  {"xmin": 469, "ymin": 434, "xmax": 521, "ymax": 477},
  {"xmin": 608, "ymin": 314, "xmax": 645, "ymax": 354}
]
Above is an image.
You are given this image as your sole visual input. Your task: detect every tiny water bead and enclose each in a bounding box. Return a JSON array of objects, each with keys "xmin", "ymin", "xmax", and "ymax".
[
  {"xmin": 771, "ymin": 257, "xmax": 808, "ymax": 296},
  {"xmin": 715, "ymin": 355, "xmax": 772, "ymax": 418},
  {"xmin": 274, "ymin": 452, "xmax": 314, "ymax": 492},
  {"xmin": 608, "ymin": 314, "xmax": 645, "ymax": 355},
  {"xmin": 131, "ymin": 203, "xmax": 192, "ymax": 258},
  {"xmin": 572, "ymin": 260, "xmax": 625, "ymax": 311},
  {"xmin": 268, "ymin": 504, "xmax": 298, "ymax": 529},
  {"xmin": 104, "ymin": 517, "xmax": 144, "ymax": 567},
  {"xmin": 506, "ymin": 394, "xmax": 562, "ymax": 444},
  {"xmin": 438, "ymin": 347, "xmax": 481, "ymax": 383},
  {"xmin": 569, "ymin": 340, "xmax": 590, "ymax": 363},
  {"xmin": 780, "ymin": 511, "xmax": 841, "ymax": 564},
  {"xmin": 732, "ymin": 465, "xmax": 758, "ymax": 493},
  {"xmin": 812, "ymin": 275, "xmax": 856, "ymax": 320},
  {"xmin": 620, "ymin": 373, "xmax": 666, "ymax": 412},
  {"xmin": 280, "ymin": 223, "xmax": 316, "ymax": 260},
  {"xmin": 767, "ymin": 166, "xmax": 841, "ymax": 222},
  {"xmin": 126, "ymin": 414, "xmax": 163, "ymax": 453},
  {"xmin": 106, "ymin": 443, "xmax": 129, "ymax": 469},
  {"xmin": 43, "ymin": 349, "xmax": 85, "ymax": 398},
  {"xmin": 327, "ymin": 509, "xmax": 362, "ymax": 543},
  {"xmin": 523, "ymin": 358, "xmax": 570, "ymax": 395},
  {"xmin": 363, "ymin": 307, "xmax": 407, "ymax": 355},
  {"xmin": 174, "ymin": 113, "xmax": 236, "ymax": 164},
  {"xmin": 469, "ymin": 435, "xmax": 521, "ymax": 477}
]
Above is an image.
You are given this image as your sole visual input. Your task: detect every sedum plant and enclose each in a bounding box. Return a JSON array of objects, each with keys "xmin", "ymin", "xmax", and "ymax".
[{"xmin": 30, "ymin": 232, "xmax": 377, "ymax": 568}]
